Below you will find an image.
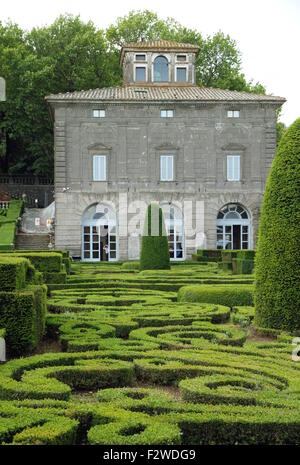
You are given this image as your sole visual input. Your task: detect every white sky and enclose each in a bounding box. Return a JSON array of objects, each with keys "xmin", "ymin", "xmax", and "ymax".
[{"xmin": 1, "ymin": 0, "xmax": 299, "ymax": 125}]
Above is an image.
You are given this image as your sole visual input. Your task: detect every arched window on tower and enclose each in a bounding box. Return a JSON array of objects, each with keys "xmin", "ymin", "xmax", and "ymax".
[{"xmin": 154, "ymin": 56, "xmax": 169, "ymax": 82}]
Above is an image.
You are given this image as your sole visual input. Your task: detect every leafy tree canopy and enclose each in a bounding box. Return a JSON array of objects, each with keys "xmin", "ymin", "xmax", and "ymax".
[{"xmin": 0, "ymin": 10, "xmax": 279, "ymax": 177}]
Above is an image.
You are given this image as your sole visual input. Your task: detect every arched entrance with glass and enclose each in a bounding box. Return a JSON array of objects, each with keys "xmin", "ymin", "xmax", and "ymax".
[
  {"xmin": 153, "ymin": 56, "xmax": 169, "ymax": 82},
  {"xmin": 82, "ymin": 203, "xmax": 117, "ymax": 261},
  {"xmin": 216, "ymin": 203, "xmax": 250, "ymax": 250},
  {"xmin": 162, "ymin": 204, "xmax": 184, "ymax": 260}
]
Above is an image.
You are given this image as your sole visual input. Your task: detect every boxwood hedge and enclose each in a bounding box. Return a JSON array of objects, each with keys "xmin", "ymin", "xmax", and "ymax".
[{"xmin": 255, "ymin": 118, "xmax": 300, "ymax": 331}]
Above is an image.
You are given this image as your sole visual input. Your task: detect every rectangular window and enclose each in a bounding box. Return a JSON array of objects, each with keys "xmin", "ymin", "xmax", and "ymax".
[
  {"xmin": 227, "ymin": 110, "xmax": 240, "ymax": 118},
  {"xmin": 176, "ymin": 67, "xmax": 187, "ymax": 82},
  {"xmin": 227, "ymin": 155, "xmax": 240, "ymax": 181},
  {"xmin": 135, "ymin": 54, "xmax": 146, "ymax": 61},
  {"xmin": 135, "ymin": 66, "xmax": 146, "ymax": 81},
  {"xmin": 160, "ymin": 155, "xmax": 174, "ymax": 181},
  {"xmin": 160, "ymin": 109, "xmax": 174, "ymax": 118},
  {"xmin": 93, "ymin": 155, "xmax": 106, "ymax": 181},
  {"xmin": 177, "ymin": 55, "xmax": 187, "ymax": 62},
  {"xmin": 93, "ymin": 109, "xmax": 105, "ymax": 118}
]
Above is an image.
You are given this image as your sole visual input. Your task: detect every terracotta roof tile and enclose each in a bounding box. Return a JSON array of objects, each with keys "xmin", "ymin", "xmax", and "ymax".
[{"xmin": 46, "ymin": 85, "xmax": 286, "ymax": 104}]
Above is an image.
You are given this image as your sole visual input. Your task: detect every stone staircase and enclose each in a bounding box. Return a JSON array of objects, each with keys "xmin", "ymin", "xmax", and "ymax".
[{"xmin": 15, "ymin": 233, "xmax": 50, "ymax": 250}]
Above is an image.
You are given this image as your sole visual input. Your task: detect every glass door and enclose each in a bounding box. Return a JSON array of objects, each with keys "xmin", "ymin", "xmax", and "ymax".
[
  {"xmin": 108, "ymin": 224, "xmax": 117, "ymax": 261},
  {"xmin": 83, "ymin": 225, "xmax": 100, "ymax": 260},
  {"xmin": 166, "ymin": 221, "xmax": 184, "ymax": 260},
  {"xmin": 216, "ymin": 224, "xmax": 249, "ymax": 250}
]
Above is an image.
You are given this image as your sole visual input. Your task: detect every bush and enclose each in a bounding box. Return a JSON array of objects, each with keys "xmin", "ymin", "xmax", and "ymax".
[
  {"xmin": 195, "ymin": 250, "xmax": 222, "ymax": 262},
  {"xmin": 221, "ymin": 250, "xmax": 238, "ymax": 262},
  {"xmin": 122, "ymin": 262, "xmax": 140, "ymax": 270},
  {"xmin": 13, "ymin": 417, "xmax": 78, "ymax": 445},
  {"xmin": 43, "ymin": 271, "xmax": 67, "ymax": 284},
  {"xmin": 0, "ymin": 257, "xmax": 28, "ymax": 291},
  {"xmin": 0, "ymin": 285, "xmax": 47, "ymax": 355},
  {"xmin": 15, "ymin": 252, "xmax": 63, "ymax": 272},
  {"xmin": 62, "ymin": 257, "xmax": 71, "ymax": 275},
  {"xmin": 88, "ymin": 416, "xmax": 181, "ymax": 445},
  {"xmin": 232, "ymin": 259, "xmax": 254, "ymax": 275},
  {"xmin": 254, "ymin": 118, "xmax": 300, "ymax": 331},
  {"xmin": 236, "ymin": 251, "xmax": 255, "ymax": 260},
  {"xmin": 140, "ymin": 204, "xmax": 170, "ymax": 271},
  {"xmin": 178, "ymin": 284, "xmax": 253, "ymax": 308},
  {"xmin": 0, "ymin": 353, "xmax": 135, "ymax": 400},
  {"xmin": 231, "ymin": 306, "xmax": 254, "ymax": 326}
]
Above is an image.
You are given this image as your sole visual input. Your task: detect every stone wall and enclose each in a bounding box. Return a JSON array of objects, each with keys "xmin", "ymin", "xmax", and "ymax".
[{"xmin": 52, "ymin": 100, "xmax": 277, "ymax": 259}]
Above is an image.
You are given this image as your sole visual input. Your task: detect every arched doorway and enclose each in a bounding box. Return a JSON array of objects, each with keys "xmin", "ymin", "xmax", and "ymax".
[
  {"xmin": 216, "ymin": 203, "xmax": 250, "ymax": 250},
  {"xmin": 82, "ymin": 203, "xmax": 117, "ymax": 261},
  {"xmin": 162, "ymin": 204, "xmax": 184, "ymax": 260}
]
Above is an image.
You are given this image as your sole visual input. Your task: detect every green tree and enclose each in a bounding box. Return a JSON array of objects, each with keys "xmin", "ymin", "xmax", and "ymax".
[
  {"xmin": 140, "ymin": 203, "xmax": 170, "ymax": 271},
  {"xmin": 0, "ymin": 15, "xmax": 119, "ymax": 176},
  {"xmin": 254, "ymin": 118, "xmax": 300, "ymax": 331}
]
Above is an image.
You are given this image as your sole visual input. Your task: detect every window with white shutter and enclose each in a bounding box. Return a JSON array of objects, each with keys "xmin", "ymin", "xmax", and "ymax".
[
  {"xmin": 93, "ymin": 155, "xmax": 106, "ymax": 181},
  {"xmin": 160, "ymin": 155, "xmax": 174, "ymax": 181},
  {"xmin": 227, "ymin": 155, "xmax": 240, "ymax": 181}
]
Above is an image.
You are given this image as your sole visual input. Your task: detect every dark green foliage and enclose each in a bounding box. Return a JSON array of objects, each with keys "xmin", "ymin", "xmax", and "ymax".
[
  {"xmin": 236, "ymin": 250, "xmax": 255, "ymax": 260},
  {"xmin": 232, "ymin": 259, "xmax": 254, "ymax": 275},
  {"xmin": 140, "ymin": 204, "xmax": 170, "ymax": 271},
  {"xmin": 0, "ymin": 288, "xmax": 46, "ymax": 355},
  {"xmin": 221, "ymin": 250, "xmax": 239, "ymax": 262},
  {"xmin": 0, "ymin": 254, "xmax": 47, "ymax": 355},
  {"xmin": 194, "ymin": 249, "xmax": 222, "ymax": 262},
  {"xmin": 254, "ymin": 118, "xmax": 300, "ymax": 331},
  {"xmin": 43, "ymin": 271, "xmax": 67, "ymax": 284},
  {"xmin": 178, "ymin": 284, "xmax": 253, "ymax": 307},
  {"xmin": 0, "ymin": 251, "xmax": 65, "ymax": 284},
  {"xmin": 221, "ymin": 250, "xmax": 255, "ymax": 275},
  {"xmin": 62, "ymin": 257, "xmax": 71, "ymax": 275},
  {"xmin": 30, "ymin": 285, "xmax": 47, "ymax": 342},
  {"xmin": 0, "ymin": 257, "xmax": 28, "ymax": 290},
  {"xmin": 14, "ymin": 252, "xmax": 62, "ymax": 272}
]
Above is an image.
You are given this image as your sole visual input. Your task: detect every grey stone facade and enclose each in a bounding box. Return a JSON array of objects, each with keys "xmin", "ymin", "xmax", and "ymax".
[{"xmin": 46, "ymin": 41, "xmax": 285, "ymax": 260}]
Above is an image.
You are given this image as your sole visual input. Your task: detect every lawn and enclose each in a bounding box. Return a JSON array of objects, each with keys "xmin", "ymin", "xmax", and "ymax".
[{"xmin": 0, "ymin": 261, "xmax": 299, "ymax": 445}]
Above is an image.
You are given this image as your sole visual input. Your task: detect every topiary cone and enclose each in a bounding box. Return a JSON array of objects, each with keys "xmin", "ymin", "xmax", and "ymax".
[
  {"xmin": 254, "ymin": 118, "xmax": 300, "ymax": 331},
  {"xmin": 139, "ymin": 204, "xmax": 170, "ymax": 271}
]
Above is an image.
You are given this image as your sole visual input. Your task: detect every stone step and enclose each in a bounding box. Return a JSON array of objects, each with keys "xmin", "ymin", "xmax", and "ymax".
[{"xmin": 15, "ymin": 234, "xmax": 51, "ymax": 250}]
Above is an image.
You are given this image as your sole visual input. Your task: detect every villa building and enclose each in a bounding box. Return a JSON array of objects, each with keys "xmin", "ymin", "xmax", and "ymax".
[{"xmin": 46, "ymin": 40, "xmax": 285, "ymax": 261}]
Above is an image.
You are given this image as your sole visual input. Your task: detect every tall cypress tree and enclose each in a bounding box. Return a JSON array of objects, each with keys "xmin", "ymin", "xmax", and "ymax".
[
  {"xmin": 140, "ymin": 204, "xmax": 170, "ymax": 271},
  {"xmin": 254, "ymin": 118, "xmax": 300, "ymax": 331}
]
